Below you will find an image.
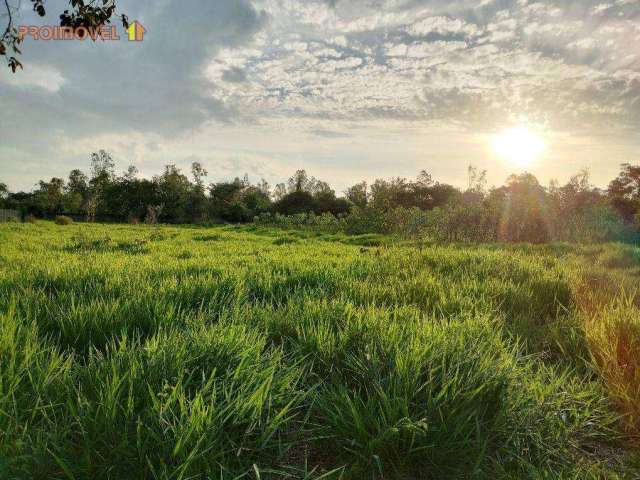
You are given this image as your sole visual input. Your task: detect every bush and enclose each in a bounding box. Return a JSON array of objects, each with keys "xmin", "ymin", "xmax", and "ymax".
[
  {"xmin": 422, "ymin": 203, "xmax": 498, "ymax": 242},
  {"xmin": 548, "ymin": 204, "xmax": 638, "ymax": 243},
  {"xmin": 25, "ymin": 214, "xmax": 37, "ymax": 224},
  {"xmin": 257, "ymin": 202, "xmax": 640, "ymax": 245},
  {"xmin": 255, "ymin": 212, "xmax": 346, "ymax": 234},
  {"xmin": 343, "ymin": 206, "xmax": 387, "ymax": 235},
  {"xmin": 54, "ymin": 215, "xmax": 73, "ymax": 225}
]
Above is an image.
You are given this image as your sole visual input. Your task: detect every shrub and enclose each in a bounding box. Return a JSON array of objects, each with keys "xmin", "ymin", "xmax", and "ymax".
[
  {"xmin": 25, "ymin": 214, "xmax": 37, "ymax": 224},
  {"xmin": 255, "ymin": 212, "xmax": 346, "ymax": 234},
  {"xmin": 550, "ymin": 204, "xmax": 638, "ymax": 243},
  {"xmin": 55, "ymin": 215, "xmax": 73, "ymax": 225},
  {"xmin": 423, "ymin": 203, "xmax": 498, "ymax": 242},
  {"xmin": 343, "ymin": 206, "xmax": 387, "ymax": 235},
  {"xmin": 256, "ymin": 199, "xmax": 640, "ymax": 245},
  {"xmin": 383, "ymin": 207, "xmax": 430, "ymax": 238}
]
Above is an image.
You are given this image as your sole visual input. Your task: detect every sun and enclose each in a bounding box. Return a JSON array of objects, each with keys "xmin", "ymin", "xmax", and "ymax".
[{"xmin": 492, "ymin": 127, "xmax": 545, "ymax": 168}]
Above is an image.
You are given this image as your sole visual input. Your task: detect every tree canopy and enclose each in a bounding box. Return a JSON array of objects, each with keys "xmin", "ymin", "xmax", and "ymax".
[{"xmin": 2, "ymin": 152, "xmax": 639, "ymax": 244}]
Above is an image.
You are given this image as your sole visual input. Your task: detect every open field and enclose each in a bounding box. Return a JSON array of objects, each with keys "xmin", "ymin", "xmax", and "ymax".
[{"xmin": 1, "ymin": 222, "xmax": 639, "ymax": 479}]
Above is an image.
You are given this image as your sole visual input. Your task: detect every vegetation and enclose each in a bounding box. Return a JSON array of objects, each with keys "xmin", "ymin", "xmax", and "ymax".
[
  {"xmin": 54, "ymin": 215, "xmax": 73, "ymax": 225},
  {"xmin": 3, "ymin": 153, "xmax": 640, "ymax": 244},
  {"xmin": 2, "ymin": 0, "xmax": 128, "ymax": 72},
  {"xmin": 0, "ymin": 221, "xmax": 638, "ymax": 478}
]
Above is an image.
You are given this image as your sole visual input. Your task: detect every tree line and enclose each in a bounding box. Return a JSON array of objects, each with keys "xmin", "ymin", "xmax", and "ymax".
[
  {"xmin": 1, "ymin": 150, "xmax": 640, "ymax": 243},
  {"xmin": 0, "ymin": 150, "xmax": 350, "ymax": 224}
]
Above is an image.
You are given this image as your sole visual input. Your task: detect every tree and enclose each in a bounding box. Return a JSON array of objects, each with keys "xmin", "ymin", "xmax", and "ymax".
[
  {"xmin": 35, "ymin": 177, "xmax": 65, "ymax": 214},
  {"xmin": 188, "ymin": 162, "xmax": 209, "ymax": 222},
  {"xmin": 369, "ymin": 177, "xmax": 411, "ymax": 210},
  {"xmin": 546, "ymin": 170, "xmax": 622, "ymax": 242},
  {"xmin": 0, "ymin": 182, "xmax": 8, "ymax": 208},
  {"xmin": 65, "ymin": 169, "xmax": 89, "ymax": 213},
  {"xmin": 411, "ymin": 172, "xmax": 435, "ymax": 210},
  {"xmin": 467, "ymin": 166, "xmax": 487, "ymax": 193},
  {"xmin": 67, "ymin": 169, "xmax": 88, "ymax": 195},
  {"xmin": 103, "ymin": 167, "xmax": 158, "ymax": 221},
  {"xmin": 209, "ymin": 179, "xmax": 244, "ymax": 205},
  {"xmin": 608, "ymin": 163, "xmax": 640, "ymax": 223},
  {"xmin": 273, "ymin": 183, "xmax": 287, "ymax": 201},
  {"xmin": 207, "ymin": 176, "xmax": 271, "ymax": 223},
  {"xmin": 313, "ymin": 191, "xmax": 350, "ymax": 215},
  {"xmin": 273, "ymin": 191, "xmax": 316, "ymax": 215},
  {"xmin": 123, "ymin": 165, "xmax": 138, "ymax": 181},
  {"xmin": 553, "ymin": 170, "xmax": 601, "ymax": 213},
  {"xmin": 90, "ymin": 150, "xmax": 116, "ymax": 182},
  {"xmin": 462, "ymin": 165, "xmax": 487, "ymax": 205},
  {"xmin": 287, "ymin": 170, "xmax": 311, "ymax": 193},
  {"xmin": 88, "ymin": 150, "xmax": 116, "ymax": 216},
  {"xmin": 256, "ymin": 179, "xmax": 270, "ymax": 197},
  {"xmin": 368, "ymin": 173, "xmax": 458, "ymax": 211},
  {"xmin": 90, "ymin": 150, "xmax": 116, "ymax": 198},
  {"xmin": 309, "ymin": 180, "xmax": 333, "ymax": 196},
  {"xmin": 209, "ymin": 179, "xmax": 243, "ymax": 221},
  {"xmin": 154, "ymin": 165, "xmax": 191, "ymax": 223},
  {"xmin": 191, "ymin": 162, "xmax": 208, "ymax": 191},
  {"xmin": 240, "ymin": 186, "xmax": 271, "ymax": 216},
  {"xmin": 416, "ymin": 170, "xmax": 433, "ymax": 188},
  {"xmin": 490, "ymin": 173, "xmax": 549, "ymax": 243},
  {"xmin": 427, "ymin": 183, "xmax": 459, "ymax": 209},
  {"xmin": 345, "ymin": 181, "xmax": 368, "ymax": 208},
  {"xmin": 2, "ymin": 0, "xmax": 128, "ymax": 72},
  {"xmin": 272, "ymin": 169, "xmax": 348, "ymax": 216}
]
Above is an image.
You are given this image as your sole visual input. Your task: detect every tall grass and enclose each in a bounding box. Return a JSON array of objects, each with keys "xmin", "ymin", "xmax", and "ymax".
[
  {"xmin": 585, "ymin": 298, "xmax": 640, "ymax": 440},
  {"xmin": 0, "ymin": 222, "xmax": 637, "ymax": 478}
]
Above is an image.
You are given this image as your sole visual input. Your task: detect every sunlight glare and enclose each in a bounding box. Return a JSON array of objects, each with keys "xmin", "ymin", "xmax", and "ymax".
[{"xmin": 492, "ymin": 127, "xmax": 545, "ymax": 168}]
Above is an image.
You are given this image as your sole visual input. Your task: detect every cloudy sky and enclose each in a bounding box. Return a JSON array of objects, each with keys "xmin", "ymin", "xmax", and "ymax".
[{"xmin": 1, "ymin": 0, "xmax": 639, "ymax": 192}]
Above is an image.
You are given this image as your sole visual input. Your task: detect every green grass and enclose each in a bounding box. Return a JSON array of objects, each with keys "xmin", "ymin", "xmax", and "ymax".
[{"xmin": 0, "ymin": 222, "xmax": 638, "ymax": 479}]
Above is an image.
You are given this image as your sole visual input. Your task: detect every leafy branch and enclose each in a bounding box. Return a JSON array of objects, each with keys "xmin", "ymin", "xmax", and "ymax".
[{"xmin": 0, "ymin": 0, "xmax": 128, "ymax": 72}]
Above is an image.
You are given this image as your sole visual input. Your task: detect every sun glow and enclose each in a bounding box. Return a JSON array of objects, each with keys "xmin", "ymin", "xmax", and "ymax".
[{"xmin": 492, "ymin": 127, "xmax": 545, "ymax": 168}]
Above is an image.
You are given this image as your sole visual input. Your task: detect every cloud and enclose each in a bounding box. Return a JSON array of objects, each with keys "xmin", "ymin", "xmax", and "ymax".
[
  {"xmin": 2, "ymin": 0, "xmax": 267, "ymax": 135},
  {"xmin": 1, "ymin": 0, "xmax": 639, "ymax": 191},
  {"xmin": 0, "ymin": 64, "xmax": 65, "ymax": 92},
  {"xmin": 592, "ymin": 3, "xmax": 614, "ymax": 15},
  {"xmin": 309, "ymin": 128, "xmax": 351, "ymax": 138},
  {"xmin": 407, "ymin": 16, "xmax": 480, "ymax": 37},
  {"xmin": 222, "ymin": 67, "xmax": 249, "ymax": 83}
]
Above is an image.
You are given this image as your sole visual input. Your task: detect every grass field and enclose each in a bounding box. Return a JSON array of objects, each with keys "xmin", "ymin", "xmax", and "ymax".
[{"xmin": 1, "ymin": 222, "xmax": 639, "ymax": 479}]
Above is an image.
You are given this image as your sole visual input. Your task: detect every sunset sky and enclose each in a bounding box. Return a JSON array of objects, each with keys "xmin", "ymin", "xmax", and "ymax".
[{"xmin": 1, "ymin": 0, "xmax": 639, "ymax": 193}]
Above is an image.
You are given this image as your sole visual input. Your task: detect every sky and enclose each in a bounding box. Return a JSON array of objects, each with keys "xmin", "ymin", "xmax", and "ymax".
[{"xmin": 1, "ymin": 0, "xmax": 639, "ymax": 193}]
